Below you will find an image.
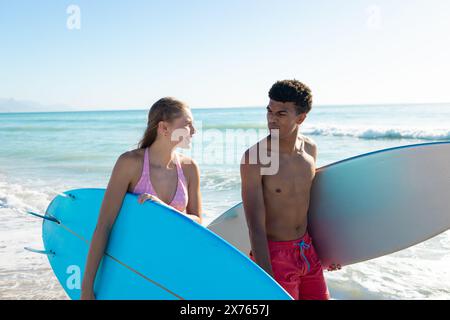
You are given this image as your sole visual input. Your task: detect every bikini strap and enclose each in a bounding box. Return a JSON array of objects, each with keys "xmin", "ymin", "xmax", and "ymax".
[
  {"xmin": 143, "ymin": 147, "xmax": 150, "ymax": 176},
  {"xmin": 174, "ymin": 153, "xmax": 187, "ymax": 185}
]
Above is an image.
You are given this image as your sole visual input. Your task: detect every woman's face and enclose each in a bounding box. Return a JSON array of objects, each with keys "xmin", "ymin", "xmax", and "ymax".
[{"xmin": 167, "ymin": 109, "xmax": 196, "ymax": 149}]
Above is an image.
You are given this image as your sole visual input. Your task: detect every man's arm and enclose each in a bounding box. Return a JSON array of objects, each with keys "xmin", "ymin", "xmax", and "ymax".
[
  {"xmin": 240, "ymin": 150, "xmax": 274, "ymax": 277},
  {"xmin": 303, "ymin": 136, "xmax": 317, "ymax": 164}
]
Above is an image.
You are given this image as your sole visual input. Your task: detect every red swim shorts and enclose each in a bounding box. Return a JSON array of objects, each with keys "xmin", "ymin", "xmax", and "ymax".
[{"xmin": 250, "ymin": 232, "xmax": 330, "ymax": 300}]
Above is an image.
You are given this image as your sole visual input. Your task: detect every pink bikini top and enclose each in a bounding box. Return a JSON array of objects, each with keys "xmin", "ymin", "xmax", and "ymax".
[{"xmin": 133, "ymin": 147, "xmax": 188, "ymax": 213}]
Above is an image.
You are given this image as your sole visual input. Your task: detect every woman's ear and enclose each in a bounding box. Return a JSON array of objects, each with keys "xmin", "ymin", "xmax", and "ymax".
[{"xmin": 157, "ymin": 121, "xmax": 169, "ymax": 137}]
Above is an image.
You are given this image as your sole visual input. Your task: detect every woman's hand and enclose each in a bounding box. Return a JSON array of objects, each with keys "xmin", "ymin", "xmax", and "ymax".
[
  {"xmin": 186, "ymin": 214, "xmax": 201, "ymax": 224},
  {"xmin": 137, "ymin": 193, "xmax": 164, "ymax": 205},
  {"xmin": 138, "ymin": 193, "xmax": 201, "ymax": 224}
]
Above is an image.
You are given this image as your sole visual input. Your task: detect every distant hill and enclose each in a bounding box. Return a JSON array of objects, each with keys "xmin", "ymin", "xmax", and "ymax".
[{"xmin": 0, "ymin": 98, "xmax": 78, "ymax": 113}]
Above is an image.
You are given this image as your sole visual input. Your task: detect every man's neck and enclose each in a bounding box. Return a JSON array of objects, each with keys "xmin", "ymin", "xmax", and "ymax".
[{"xmin": 274, "ymin": 129, "xmax": 302, "ymax": 155}]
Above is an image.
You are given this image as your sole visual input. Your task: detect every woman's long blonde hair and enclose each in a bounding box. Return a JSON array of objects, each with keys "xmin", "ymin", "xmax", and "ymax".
[{"xmin": 138, "ymin": 97, "xmax": 190, "ymax": 149}]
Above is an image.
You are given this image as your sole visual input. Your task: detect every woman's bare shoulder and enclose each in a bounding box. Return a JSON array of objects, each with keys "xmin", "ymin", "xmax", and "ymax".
[
  {"xmin": 177, "ymin": 153, "xmax": 200, "ymax": 176},
  {"xmin": 115, "ymin": 149, "xmax": 144, "ymax": 174}
]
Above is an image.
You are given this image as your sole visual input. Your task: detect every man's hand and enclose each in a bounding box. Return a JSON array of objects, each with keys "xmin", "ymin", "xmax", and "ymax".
[{"xmin": 327, "ymin": 264, "xmax": 342, "ymax": 272}]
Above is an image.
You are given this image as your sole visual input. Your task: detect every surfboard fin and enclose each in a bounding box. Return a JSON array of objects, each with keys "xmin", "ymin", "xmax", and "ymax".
[
  {"xmin": 44, "ymin": 187, "xmax": 76, "ymax": 200},
  {"xmin": 26, "ymin": 211, "xmax": 60, "ymax": 224},
  {"xmin": 64, "ymin": 193, "xmax": 76, "ymax": 200},
  {"xmin": 24, "ymin": 247, "xmax": 55, "ymax": 256}
]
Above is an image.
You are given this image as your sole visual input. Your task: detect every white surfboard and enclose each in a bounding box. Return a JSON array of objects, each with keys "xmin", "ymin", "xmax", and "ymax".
[{"xmin": 207, "ymin": 142, "xmax": 450, "ymax": 267}]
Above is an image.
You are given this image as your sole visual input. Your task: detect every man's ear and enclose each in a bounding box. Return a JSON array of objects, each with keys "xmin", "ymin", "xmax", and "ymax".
[{"xmin": 296, "ymin": 113, "xmax": 307, "ymax": 125}]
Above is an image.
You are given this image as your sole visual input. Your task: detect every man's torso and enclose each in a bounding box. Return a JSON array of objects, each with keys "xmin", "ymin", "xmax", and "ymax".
[{"xmin": 261, "ymin": 136, "xmax": 316, "ymax": 241}]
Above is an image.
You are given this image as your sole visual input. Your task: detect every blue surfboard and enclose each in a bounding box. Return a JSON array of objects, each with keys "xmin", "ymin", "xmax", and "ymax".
[{"xmin": 40, "ymin": 189, "xmax": 292, "ymax": 300}]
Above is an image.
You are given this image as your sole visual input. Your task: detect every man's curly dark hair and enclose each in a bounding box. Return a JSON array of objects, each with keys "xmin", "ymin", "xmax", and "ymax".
[{"xmin": 268, "ymin": 79, "xmax": 313, "ymax": 114}]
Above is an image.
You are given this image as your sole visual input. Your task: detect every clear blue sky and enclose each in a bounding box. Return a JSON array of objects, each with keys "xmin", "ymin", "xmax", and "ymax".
[{"xmin": 1, "ymin": 0, "xmax": 450, "ymax": 109}]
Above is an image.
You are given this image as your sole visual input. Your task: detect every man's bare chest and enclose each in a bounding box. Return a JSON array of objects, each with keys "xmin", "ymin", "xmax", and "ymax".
[{"xmin": 262, "ymin": 154, "xmax": 315, "ymax": 196}]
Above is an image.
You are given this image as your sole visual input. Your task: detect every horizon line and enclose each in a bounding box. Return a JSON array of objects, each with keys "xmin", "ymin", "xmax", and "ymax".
[{"xmin": 1, "ymin": 101, "xmax": 450, "ymax": 115}]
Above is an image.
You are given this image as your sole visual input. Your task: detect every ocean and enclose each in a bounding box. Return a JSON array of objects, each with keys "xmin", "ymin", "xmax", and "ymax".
[{"xmin": 1, "ymin": 104, "xmax": 449, "ymax": 299}]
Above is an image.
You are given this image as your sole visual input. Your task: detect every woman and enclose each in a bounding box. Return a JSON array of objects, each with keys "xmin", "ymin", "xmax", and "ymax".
[{"xmin": 81, "ymin": 97, "xmax": 202, "ymax": 300}]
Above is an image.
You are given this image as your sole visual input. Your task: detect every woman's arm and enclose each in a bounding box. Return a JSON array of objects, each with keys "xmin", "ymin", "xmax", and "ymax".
[
  {"xmin": 80, "ymin": 153, "xmax": 135, "ymax": 299},
  {"xmin": 184, "ymin": 158, "xmax": 202, "ymax": 224}
]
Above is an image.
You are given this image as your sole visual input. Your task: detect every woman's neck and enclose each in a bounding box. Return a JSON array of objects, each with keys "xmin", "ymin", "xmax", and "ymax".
[{"xmin": 148, "ymin": 139, "xmax": 177, "ymax": 169}]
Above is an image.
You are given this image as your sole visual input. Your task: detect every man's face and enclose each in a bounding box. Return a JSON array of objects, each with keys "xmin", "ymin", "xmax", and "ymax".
[{"xmin": 267, "ymin": 99, "xmax": 306, "ymax": 139}]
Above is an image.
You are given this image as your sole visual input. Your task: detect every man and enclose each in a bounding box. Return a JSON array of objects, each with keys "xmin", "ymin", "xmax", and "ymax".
[{"xmin": 240, "ymin": 80, "xmax": 339, "ymax": 300}]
